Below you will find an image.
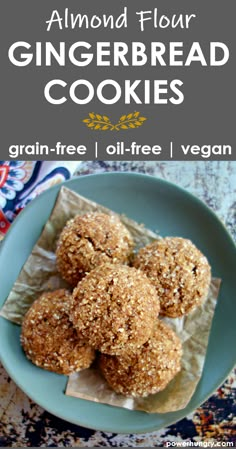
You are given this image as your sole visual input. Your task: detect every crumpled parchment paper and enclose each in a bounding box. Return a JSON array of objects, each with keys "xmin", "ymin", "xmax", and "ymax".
[{"xmin": 0, "ymin": 186, "xmax": 221, "ymax": 414}]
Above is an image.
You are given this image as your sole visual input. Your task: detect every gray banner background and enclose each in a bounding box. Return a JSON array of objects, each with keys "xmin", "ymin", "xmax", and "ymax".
[{"xmin": 0, "ymin": 0, "xmax": 235, "ymax": 160}]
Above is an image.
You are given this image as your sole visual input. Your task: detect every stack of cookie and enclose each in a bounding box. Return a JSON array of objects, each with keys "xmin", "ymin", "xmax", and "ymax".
[{"xmin": 21, "ymin": 212, "xmax": 211, "ymax": 398}]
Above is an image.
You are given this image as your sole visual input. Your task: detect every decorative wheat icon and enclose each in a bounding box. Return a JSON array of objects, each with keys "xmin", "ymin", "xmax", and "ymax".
[{"xmin": 83, "ymin": 112, "xmax": 147, "ymax": 131}]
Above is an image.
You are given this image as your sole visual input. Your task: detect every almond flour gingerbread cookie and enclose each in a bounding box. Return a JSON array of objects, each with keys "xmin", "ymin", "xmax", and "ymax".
[
  {"xmin": 70, "ymin": 263, "xmax": 160, "ymax": 356},
  {"xmin": 99, "ymin": 320, "xmax": 182, "ymax": 397},
  {"xmin": 21, "ymin": 289, "xmax": 95, "ymax": 375},
  {"xmin": 133, "ymin": 237, "xmax": 211, "ymax": 317},
  {"xmin": 56, "ymin": 212, "xmax": 134, "ymax": 286}
]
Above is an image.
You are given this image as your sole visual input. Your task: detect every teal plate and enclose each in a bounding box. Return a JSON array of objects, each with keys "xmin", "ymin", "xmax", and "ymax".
[{"xmin": 0, "ymin": 173, "xmax": 235, "ymax": 434}]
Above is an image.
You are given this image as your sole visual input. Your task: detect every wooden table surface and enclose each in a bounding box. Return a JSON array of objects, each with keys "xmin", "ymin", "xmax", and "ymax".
[{"xmin": 0, "ymin": 161, "xmax": 235, "ymax": 447}]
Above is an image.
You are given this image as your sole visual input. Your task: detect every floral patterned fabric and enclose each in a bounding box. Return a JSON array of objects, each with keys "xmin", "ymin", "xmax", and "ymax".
[{"xmin": 0, "ymin": 161, "xmax": 79, "ymax": 240}]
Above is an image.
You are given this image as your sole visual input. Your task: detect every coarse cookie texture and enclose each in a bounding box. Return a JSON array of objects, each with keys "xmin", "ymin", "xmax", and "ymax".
[
  {"xmin": 20, "ymin": 289, "xmax": 95, "ymax": 375},
  {"xmin": 70, "ymin": 263, "xmax": 160, "ymax": 356},
  {"xmin": 99, "ymin": 320, "xmax": 182, "ymax": 397},
  {"xmin": 56, "ymin": 212, "xmax": 134, "ymax": 286},
  {"xmin": 133, "ymin": 237, "xmax": 211, "ymax": 317}
]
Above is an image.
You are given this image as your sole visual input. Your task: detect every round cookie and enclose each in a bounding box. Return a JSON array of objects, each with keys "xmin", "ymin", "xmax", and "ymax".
[
  {"xmin": 56, "ymin": 212, "xmax": 134, "ymax": 286},
  {"xmin": 133, "ymin": 237, "xmax": 211, "ymax": 317},
  {"xmin": 70, "ymin": 263, "xmax": 160, "ymax": 355},
  {"xmin": 99, "ymin": 320, "xmax": 182, "ymax": 397},
  {"xmin": 21, "ymin": 289, "xmax": 95, "ymax": 375}
]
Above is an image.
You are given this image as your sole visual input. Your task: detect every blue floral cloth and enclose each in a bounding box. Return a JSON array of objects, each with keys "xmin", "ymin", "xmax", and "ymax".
[{"xmin": 0, "ymin": 161, "xmax": 79, "ymax": 240}]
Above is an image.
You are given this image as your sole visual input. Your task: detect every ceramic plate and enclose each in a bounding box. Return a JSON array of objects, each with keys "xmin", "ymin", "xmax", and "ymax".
[{"xmin": 0, "ymin": 173, "xmax": 235, "ymax": 434}]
